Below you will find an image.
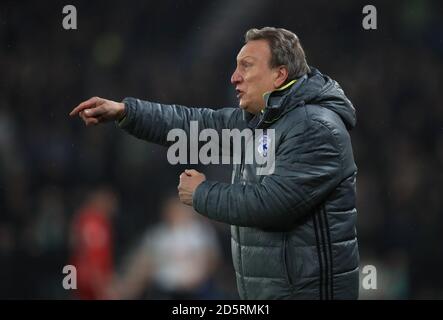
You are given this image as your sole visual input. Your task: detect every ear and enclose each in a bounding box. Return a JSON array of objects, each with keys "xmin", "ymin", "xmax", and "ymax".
[{"xmin": 273, "ymin": 66, "xmax": 289, "ymax": 88}]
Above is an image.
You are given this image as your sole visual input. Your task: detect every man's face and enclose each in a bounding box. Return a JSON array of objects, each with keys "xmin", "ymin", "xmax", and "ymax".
[{"xmin": 231, "ymin": 39, "xmax": 281, "ymax": 114}]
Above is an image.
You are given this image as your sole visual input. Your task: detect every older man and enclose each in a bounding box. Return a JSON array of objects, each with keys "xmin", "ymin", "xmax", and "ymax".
[{"xmin": 70, "ymin": 27, "xmax": 359, "ymax": 300}]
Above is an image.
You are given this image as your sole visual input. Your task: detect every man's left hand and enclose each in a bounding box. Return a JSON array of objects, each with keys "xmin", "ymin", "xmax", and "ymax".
[{"xmin": 178, "ymin": 169, "xmax": 206, "ymax": 206}]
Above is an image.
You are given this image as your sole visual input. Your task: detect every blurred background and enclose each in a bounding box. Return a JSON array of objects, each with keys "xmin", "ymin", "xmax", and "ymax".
[{"xmin": 0, "ymin": 0, "xmax": 442, "ymax": 299}]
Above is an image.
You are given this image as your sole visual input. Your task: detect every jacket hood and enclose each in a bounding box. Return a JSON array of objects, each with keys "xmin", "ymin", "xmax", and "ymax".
[
  {"xmin": 287, "ymin": 67, "xmax": 357, "ymax": 129},
  {"xmin": 244, "ymin": 67, "xmax": 356, "ymax": 130}
]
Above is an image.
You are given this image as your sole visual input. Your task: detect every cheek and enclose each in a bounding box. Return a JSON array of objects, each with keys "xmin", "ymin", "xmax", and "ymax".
[
  {"xmin": 243, "ymin": 75, "xmax": 259, "ymax": 93},
  {"xmin": 246, "ymin": 71, "xmax": 269, "ymax": 89},
  {"xmin": 244, "ymin": 80, "xmax": 263, "ymax": 99}
]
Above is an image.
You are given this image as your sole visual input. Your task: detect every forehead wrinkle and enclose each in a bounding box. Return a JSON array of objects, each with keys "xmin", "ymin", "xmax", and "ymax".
[{"xmin": 236, "ymin": 55, "xmax": 257, "ymax": 63}]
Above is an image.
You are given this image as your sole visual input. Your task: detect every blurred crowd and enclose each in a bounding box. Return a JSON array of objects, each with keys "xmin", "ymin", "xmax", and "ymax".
[{"xmin": 0, "ymin": 0, "xmax": 442, "ymax": 299}]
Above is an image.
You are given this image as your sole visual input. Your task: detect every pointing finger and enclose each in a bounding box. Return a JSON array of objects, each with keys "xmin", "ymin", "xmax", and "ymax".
[{"xmin": 69, "ymin": 96, "xmax": 100, "ymax": 116}]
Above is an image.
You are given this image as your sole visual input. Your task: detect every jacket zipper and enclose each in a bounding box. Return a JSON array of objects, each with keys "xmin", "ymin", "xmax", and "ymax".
[
  {"xmin": 236, "ymin": 110, "xmax": 264, "ymax": 298},
  {"xmin": 236, "ymin": 226, "xmax": 248, "ymax": 299},
  {"xmin": 236, "ymin": 139, "xmax": 247, "ymax": 298}
]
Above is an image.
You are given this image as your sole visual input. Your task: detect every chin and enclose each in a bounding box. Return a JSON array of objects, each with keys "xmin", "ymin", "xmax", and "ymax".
[
  {"xmin": 239, "ymin": 100, "xmax": 249, "ymax": 110},
  {"xmin": 239, "ymin": 105, "xmax": 250, "ymax": 113}
]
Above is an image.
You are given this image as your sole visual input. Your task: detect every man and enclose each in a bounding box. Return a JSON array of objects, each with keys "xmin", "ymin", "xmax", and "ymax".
[
  {"xmin": 70, "ymin": 27, "xmax": 359, "ymax": 299},
  {"xmin": 109, "ymin": 196, "xmax": 221, "ymax": 300},
  {"xmin": 69, "ymin": 187, "xmax": 118, "ymax": 299}
]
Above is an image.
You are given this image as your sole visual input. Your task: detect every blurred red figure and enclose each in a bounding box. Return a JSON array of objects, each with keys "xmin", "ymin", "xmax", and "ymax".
[{"xmin": 69, "ymin": 187, "xmax": 118, "ymax": 299}]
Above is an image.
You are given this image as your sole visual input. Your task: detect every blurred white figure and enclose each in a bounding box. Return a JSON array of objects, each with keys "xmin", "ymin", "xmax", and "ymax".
[{"xmin": 112, "ymin": 197, "xmax": 220, "ymax": 299}]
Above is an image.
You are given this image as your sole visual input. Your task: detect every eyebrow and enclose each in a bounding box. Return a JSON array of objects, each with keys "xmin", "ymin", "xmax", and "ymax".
[{"xmin": 236, "ymin": 55, "xmax": 256, "ymax": 62}]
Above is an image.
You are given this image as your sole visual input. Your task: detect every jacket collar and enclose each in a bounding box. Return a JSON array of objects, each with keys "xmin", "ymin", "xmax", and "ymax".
[
  {"xmin": 262, "ymin": 79, "xmax": 298, "ymax": 109},
  {"xmin": 247, "ymin": 76, "xmax": 307, "ymax": 129}
]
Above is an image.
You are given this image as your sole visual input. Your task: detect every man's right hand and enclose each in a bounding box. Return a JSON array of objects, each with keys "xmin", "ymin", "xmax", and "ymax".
[{"xmin": 69, "ymin": 96, "xmax": 126, "ymax": 126}]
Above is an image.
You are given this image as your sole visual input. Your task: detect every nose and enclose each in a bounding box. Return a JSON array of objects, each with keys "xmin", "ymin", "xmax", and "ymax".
[{"xmin": 231, "ymin": 68, "xmax": 242, "ymax": 85}]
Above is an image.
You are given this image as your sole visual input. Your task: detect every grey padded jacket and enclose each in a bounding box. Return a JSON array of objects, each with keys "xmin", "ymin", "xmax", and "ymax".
[{"xmin": 119, "ymin": 67, "xmax": 359, "ymax": 300}]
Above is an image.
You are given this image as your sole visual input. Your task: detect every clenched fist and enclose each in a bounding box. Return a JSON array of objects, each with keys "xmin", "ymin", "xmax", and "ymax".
[
  {"xmin": 69, "ymin": 96, "xmax": 126, "ymax": 126},
  {"xmin": 177, "ymin": 169, "xmax": 206, "ymax": 206}
]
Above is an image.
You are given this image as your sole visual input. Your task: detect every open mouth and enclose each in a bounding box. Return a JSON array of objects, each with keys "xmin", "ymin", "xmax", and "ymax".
[{"xmin": 236, "ymin": 89, "xmax": 244, "ymax": 99}]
